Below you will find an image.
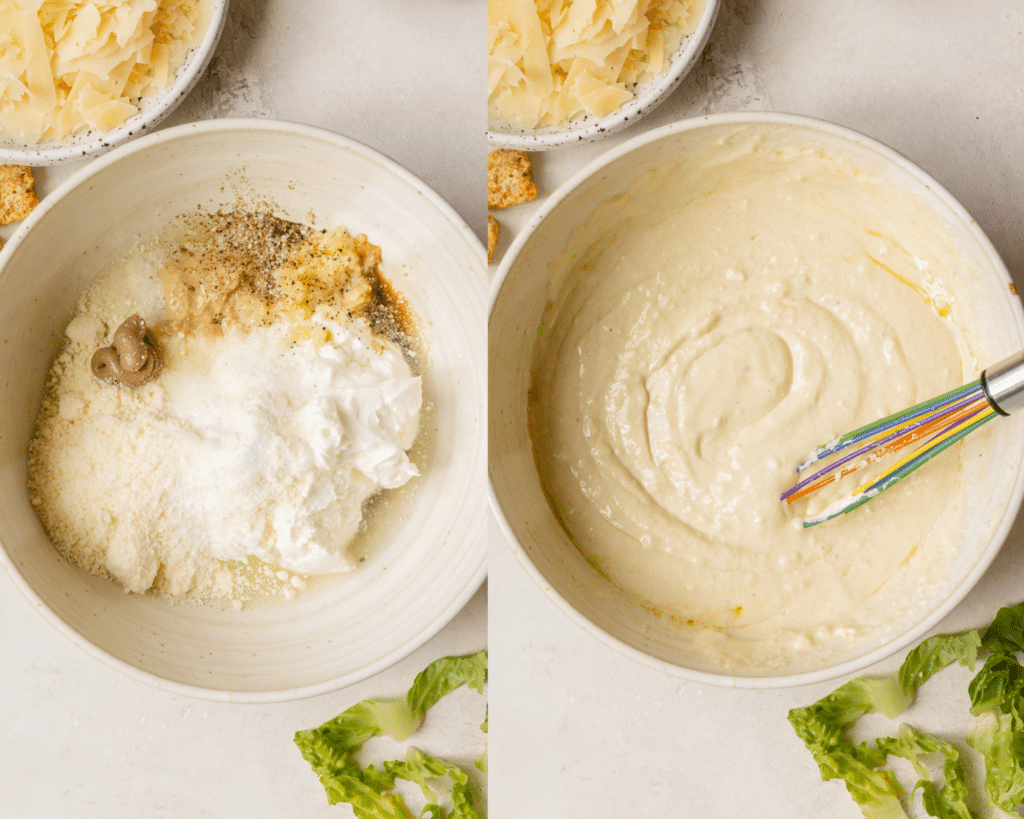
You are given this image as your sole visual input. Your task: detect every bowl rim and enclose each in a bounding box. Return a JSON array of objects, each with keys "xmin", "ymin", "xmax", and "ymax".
[
  {"xmin": 0, "ymin": 117, "xmax": 487, "ymax": 703},
  {"xmin": 0, "ymin": 0, "xmax": 229, "ymax": 166},
  {"xmin": 488, "ymin": 109, "xmax": 1024, "ymax": 688},
  {"xmin": 486, "ymin": 0, "xmax": 721, "ymax": 152}
]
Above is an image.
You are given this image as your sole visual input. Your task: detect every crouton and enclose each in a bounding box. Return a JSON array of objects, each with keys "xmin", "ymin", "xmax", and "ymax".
[
  {"xmin": 487, "ymin": 215, "xmax": 501, "ymax": 263},
  {"xmin": 488, "ymin": 150, "xmax": 537, "ymax": 210},
  {"xmin": 0, "ymin": 165, "xmax": 38, "ymax": 225}
]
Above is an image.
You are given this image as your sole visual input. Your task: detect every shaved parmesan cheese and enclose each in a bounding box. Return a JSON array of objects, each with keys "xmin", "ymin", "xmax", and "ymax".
[
  {"xmin": 489, "ymin": 0, "xmax": 704, "ymax": 129},
  {"xmin": 0, "ymin": 0, "xmax": 209, "ymax": 144}
]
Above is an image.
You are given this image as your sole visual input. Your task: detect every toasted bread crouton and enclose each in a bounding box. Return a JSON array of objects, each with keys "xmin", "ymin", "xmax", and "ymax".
[
  {"xmin": 488, "ymin": 150, "xmax": 537, "ymax": 210},
  {"xmin": 0, "ymin": 165, "xmax": 38, "ymax": 225},
  {"xmin": 487, "ymin": 215, "xmax": 500, "ymax": 263}
]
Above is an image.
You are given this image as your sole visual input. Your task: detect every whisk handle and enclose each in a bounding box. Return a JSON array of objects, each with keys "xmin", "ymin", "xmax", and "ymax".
[{"xmin": 982, "ymin": 350, "xmax": 1024, "ymax": 415}]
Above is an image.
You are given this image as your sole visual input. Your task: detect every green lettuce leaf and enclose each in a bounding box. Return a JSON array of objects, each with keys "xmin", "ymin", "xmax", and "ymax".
[
  {"xmin": 876, "ymin": 724, "xmax": 974, "ymax": 819},
  {"xmin": 475, "ymin": 707, "xmax": 488, "ymax": 774},
  {"xmin": 898, "ymin": 630, "xmax": 982, "ymax": 698},
  {"xmin": 968, "ymin": 652, "xmax": 1024, "ymax": 723},
  {"xmin": 967, "ymin": 710, "xmax": 1024, "ymax": 812},
  {"xmin": 294, "ymin": 650, "xmax": 487, "ymax": 819},
  {"xmin": 786, "ymin": 632, "xmax": 972, "ymax": 754},
  {"xmin": 377, "ymin": 747, "xmax": 476, "ymax": 819},
  {"xmin": 788, "ymin": 707, "xmax": 905, "ymax": 817},
  {"xmin": 964, "ymin": 615, "xmax": 1024, "ymax": 811},
  {"xmin": 788, "ymin": 675, "xmax": 909, "ymax": 818},
  {"xmin": 788, "ymin": 614, "xmax": 1003, "ymax": 819},
  {"xmin": 981, "ymin": 603, "xmax": 1024, "ymax": 655}
]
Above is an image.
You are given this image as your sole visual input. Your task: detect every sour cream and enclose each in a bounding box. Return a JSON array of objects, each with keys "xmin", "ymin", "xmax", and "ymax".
[{"xmin": 160, "ymin": 318, "xmax": 421, "ymax": 575}]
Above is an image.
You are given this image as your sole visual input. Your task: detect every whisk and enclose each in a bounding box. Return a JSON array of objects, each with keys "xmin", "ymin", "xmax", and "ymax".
[{"xmin": 781, "ymin": 350, "xmax": 1024, "ymax": 527}]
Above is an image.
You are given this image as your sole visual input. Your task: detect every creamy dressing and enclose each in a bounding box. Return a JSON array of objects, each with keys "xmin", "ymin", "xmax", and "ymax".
[{"xmin": 528, "ymin": 124, "xmax": 993, "ymax": 672}]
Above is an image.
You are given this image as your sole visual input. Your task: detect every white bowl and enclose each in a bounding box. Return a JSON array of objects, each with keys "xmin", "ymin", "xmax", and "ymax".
[
  {"xmin": 487, "ymin": 0, "xmax": 720, "ymax": 151},
  {"xmin": 489, "ymin": 112, "xmax": 1024, "ymax": 688},
  {"xmin": 0, "ymin": 119, "xmax": 486, "ymax": 702},
  {"xmin": 0, "ymin": 0, "xmax": 227, "ymax": 165}
]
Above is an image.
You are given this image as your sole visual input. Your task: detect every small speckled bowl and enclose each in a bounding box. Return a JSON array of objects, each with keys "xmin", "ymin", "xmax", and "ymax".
[
  {"xmin": 487, "ymin": 0, "xmax": 720, "ymax": 151},
  {"xmin": 0, "ymin": 0, "xmax": 227, "ymax": 166},
  {"xmin": 0, "ymin": 120, "xmax": 486, "ymax": 702}
]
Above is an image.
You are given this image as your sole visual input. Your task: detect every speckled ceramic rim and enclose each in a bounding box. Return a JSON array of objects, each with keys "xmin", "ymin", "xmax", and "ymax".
[
  {"xmin": 489, "ymin": 110, "xmax": 1024, "ymax": 689},
  {"xmin": 0, "ymin": 118, "xmax": 487, "ymax": 703},
  {"xmin": 0, "ymin": 0, "xmax": 229, "ymax": 166},
  {"xmin": 487, "ymin": 0, "xmax": 720, "ymax": 151}
]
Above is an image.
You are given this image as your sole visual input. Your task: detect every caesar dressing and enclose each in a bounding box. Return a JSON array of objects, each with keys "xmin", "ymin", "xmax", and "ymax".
[{"xmin": 528, "ymin": 124, "xmax": 994, "ymax": 672}]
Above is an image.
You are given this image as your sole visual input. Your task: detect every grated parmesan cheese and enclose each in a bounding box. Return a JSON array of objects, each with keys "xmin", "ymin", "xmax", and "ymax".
[
  {"xmin": 488, "ymin": 0, "xmax": 704, "ymax": 129},
  {"xmin": 0, "ymin": 0, "xmax": 209, "ymax": 144}
]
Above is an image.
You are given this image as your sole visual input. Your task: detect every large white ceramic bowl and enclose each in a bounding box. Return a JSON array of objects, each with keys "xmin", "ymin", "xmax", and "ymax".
[
  {"xmin": 488, "ymin": 0, "xmax": 719, "ymax": 151},
  {"xmin": 489, "ymin": 112, "xmax": 1024, "ymax": 688},
  {"xmin": 0, "ymin": 0, "xmax": 227, "ymax": 165},
  {"xmin": 0, "ymin": 119, "xmax": 486, "ymax": 702}
]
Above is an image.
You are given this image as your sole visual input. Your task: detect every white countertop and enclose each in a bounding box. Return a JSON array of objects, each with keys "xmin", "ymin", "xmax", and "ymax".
[
  {"xmin": 0, "ymin": 1, "xmax": 486, "ymax": 816},
  {"xmin": 489, "ymin": 2, "xmax": 1024, "ymax": 818},
  {"xmin": 4, "ymin": 1, "xmax": 1024, "ymax": 817}
]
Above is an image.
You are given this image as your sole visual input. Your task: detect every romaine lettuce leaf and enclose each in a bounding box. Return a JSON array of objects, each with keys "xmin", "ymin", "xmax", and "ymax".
[
  {"xmin": 379, "ymin": 748, "xmax": 476, "ymax": 819},
  {"xmin": 898, "ymin": 630, "xmax": 982, "ymax": 698},
  {"xmin": 789, "ymin": 607, "xmax": 1023, "ymax": 819},
  {"xmin": 294, "ymin": 650, "xmax": 487, "ymax": 819},
  {"xmin": 788, "ymin": 675, "xmax": 910, "ymax": 818},
  {"xmin": 967, "ymin": 652, "xmax": 1024, "ymax": 723},
  {"xmin": 475, "ymin": 707, "xmax": 488, "ymax": 774},
  {"xmin": 967, "ymin": 710, "xmax": 1024, "ymax": 812},
  {"xmin": 981, "ymin": 603, "xmax": 1024, "ymax": 655},
  {"xmin": 876, "ymin": 724, "xmax": 973, "ymax": 819}
]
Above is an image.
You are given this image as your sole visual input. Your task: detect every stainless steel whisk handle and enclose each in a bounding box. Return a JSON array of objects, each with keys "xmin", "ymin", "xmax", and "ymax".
[{"xmin": 982, "ymin": 350, "xmax": 1024, "ymax": 415}]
